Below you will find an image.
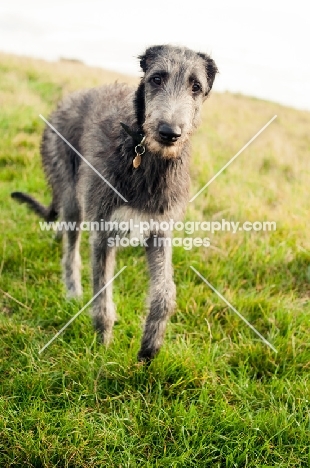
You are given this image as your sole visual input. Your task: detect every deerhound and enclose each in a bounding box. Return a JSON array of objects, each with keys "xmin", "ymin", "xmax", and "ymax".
[{"xmin": 12, "ymin": 45, "xmax": 218, "ymax": 361}]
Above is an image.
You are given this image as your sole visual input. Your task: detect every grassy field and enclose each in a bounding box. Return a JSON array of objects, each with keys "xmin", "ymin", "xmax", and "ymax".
[{"xmin": 1, "ymin": 52, "xmax": 310, "ymax": 467}]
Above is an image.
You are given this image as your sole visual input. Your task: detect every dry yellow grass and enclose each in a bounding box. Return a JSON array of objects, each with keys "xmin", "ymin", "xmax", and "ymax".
[{"xmin": 191, "ymin": 91, "xmax": 310, "ymax": 248}]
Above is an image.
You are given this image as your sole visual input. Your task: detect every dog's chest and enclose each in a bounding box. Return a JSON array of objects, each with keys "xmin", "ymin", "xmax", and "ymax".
[{"xmin": 109, "ymin": 205, "xmax": 184, "ymax": 239}]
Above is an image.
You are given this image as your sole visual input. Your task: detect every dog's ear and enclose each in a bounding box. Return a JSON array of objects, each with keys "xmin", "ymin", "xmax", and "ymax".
[
  {"xmin": 198, "ymin": 53, "xmax": 219, "ymax": 94},
  {"xmin": 138, "ymin": 45, "xmax": 164, "ymax": 72}
]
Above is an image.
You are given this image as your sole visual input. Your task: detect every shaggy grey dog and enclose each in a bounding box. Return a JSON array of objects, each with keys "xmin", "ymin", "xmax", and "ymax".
[{"xmin": 12, "ymin": 45, "xmax": 218, "ymax": 361}]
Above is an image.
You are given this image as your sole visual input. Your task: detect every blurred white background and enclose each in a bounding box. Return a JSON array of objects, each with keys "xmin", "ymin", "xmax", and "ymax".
[{"xmin": 0, "ymin": 0, "xmax": 309, "ymax": 110}]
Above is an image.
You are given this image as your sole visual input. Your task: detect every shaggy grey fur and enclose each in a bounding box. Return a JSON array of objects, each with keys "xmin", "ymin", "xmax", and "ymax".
[{"xmin": 12, "ymin": 45, "xmax": 218, "ymax": 361}]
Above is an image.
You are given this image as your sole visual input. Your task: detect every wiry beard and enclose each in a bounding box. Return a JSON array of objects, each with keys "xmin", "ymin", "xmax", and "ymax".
[{"xmin": 143, "ymin": 133, "xmax": 189, "ymax": 159}]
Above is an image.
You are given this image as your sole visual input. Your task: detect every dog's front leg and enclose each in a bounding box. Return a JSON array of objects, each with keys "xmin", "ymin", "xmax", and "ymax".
[
  {"xmin": 138, "ymin": 235, "xmax": 176, "ymax": 362},
  {"xmin": 63, "ymin": 228, "xmax": 82, "ymax": 298},
  {"xmin": 91, "ymin": 233, "xmax": 117, "ymax": 345}
]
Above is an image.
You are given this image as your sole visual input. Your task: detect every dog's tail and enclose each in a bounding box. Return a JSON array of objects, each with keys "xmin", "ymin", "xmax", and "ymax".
[{"xmin": 11, "ymin": 192, "xmax": 58, "ymax": 222}]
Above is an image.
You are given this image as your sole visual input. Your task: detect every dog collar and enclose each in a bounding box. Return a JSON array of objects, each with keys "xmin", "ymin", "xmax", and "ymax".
[
  {"xmin": 120, "ymin": 122, "xmax": 146, "ymax": 168},
  {"xmin": 120, "ymin": 122, "xmax": 144, "ymax": 143}
]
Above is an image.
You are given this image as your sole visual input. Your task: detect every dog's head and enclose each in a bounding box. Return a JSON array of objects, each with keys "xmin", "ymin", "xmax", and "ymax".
[{"xmin": 135, "ymin": 45, "xmax": 218, "ymax": 159}]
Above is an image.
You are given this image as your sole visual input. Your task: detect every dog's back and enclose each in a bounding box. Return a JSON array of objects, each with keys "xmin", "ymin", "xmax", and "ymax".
[{"xmin": 12, "ymin": 83, "xmax": 135, "ymax": 220}]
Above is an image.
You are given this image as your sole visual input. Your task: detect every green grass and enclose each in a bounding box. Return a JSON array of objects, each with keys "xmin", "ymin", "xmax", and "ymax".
[{"xmin": 1, "ymin": 52, "xmax": 310, "ymax": 467}]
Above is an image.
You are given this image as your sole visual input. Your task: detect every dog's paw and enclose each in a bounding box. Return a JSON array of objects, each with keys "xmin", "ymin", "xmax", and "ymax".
[{"xmin": 137, "ymin": 347, "xmax": 157, "ymax": 363}]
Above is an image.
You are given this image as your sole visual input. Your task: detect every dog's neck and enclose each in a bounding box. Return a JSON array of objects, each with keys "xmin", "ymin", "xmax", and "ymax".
[{"xmin": 120, "ymin": 122, "xmax": 144, "ymax": 144}]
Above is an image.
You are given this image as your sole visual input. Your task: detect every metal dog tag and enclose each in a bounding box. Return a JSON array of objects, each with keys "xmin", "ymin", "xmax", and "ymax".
[
  {"xmin": 133, "ymin": 138, "xmax": 146, "ymax": 168},
  {"xmin": 133, "ymin": 153, "xmax": 142, "ymax": 168}
]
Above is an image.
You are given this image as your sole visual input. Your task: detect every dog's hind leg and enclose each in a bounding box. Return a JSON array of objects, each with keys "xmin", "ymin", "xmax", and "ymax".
[
  {"xmin": 138, "ymin": 236, "xmax": 176, "ymax": 362},
  {"xmin": 62, "ymin": 194, "xmax": 82, "ymax": 298},
  {"xmin": 91, "ymin": 234, "xmax": 117, "ymax": 345}
]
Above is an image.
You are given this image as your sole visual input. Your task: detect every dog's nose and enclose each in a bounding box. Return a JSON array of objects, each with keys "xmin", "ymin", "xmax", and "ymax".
[{"xmin": 159, "ymin": 124, "xmax": 182, "ymax": 142}]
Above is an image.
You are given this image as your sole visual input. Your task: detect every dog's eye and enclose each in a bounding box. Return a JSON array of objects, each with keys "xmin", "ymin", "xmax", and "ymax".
[
  {"xmin": 192, "ymin": 82, "xmax": 202, "ymax": 93},
  {"xmin": 151, "ymin": 76, "xmax": 162, "ymax": 86}
]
